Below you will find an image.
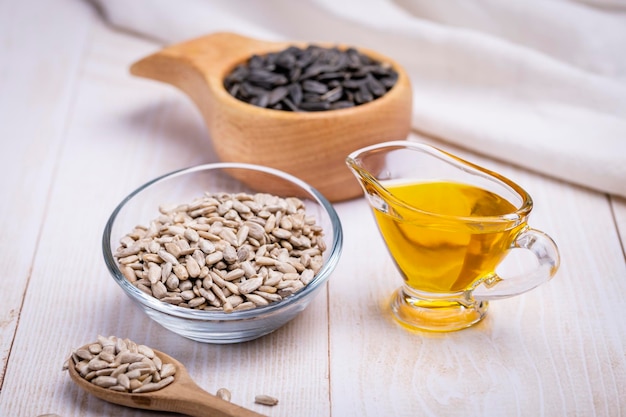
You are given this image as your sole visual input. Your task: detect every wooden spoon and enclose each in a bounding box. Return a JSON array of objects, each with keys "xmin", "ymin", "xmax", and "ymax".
[
  {"xmin": 130, "ymin": 32, "xmax": 413, "ymax": 202},
  {"xmin": 67, "ymin": 345, "xmax": 267, "ymax": 417}
]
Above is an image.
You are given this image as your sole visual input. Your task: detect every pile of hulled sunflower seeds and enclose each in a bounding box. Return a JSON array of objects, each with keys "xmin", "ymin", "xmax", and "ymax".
[{"xmin": 114, "ymin": 192, "xmax": 327, "ymax": 312}]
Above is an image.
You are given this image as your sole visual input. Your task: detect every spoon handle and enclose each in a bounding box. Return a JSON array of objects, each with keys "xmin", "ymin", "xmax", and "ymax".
[
  {"xmin": 166, "ymin": 378, "xmax": 268, "ymax": 417},
  {"xmin": 131, "ymin": 32, "xmax": 284, "ymax": 79}
]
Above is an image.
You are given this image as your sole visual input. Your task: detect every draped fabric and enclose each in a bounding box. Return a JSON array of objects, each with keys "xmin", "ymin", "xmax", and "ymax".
[{"xmin": 88, "ymin": 0, "xmax": 626, "ymax": 197}]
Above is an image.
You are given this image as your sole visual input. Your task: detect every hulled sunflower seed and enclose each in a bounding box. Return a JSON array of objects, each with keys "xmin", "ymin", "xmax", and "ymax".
[
  {"xmin": 74, "ymin": 348, "xmax": 93, "ymax": 361},
  {"xmin": 159, "ymin": 363, "xmax": 176, "ymax": 379},
  {"xmin": 237, "ymin": 277, "xmax": 263, "ymax": 294},
  {"xmin": 245, "ymin": 293, "xmax": 270, "ymax": 307},
  {"xmin": 255, "ymin": 394, "xmax": 279, "ymax": 406},
  {"xmin": 132, "ymin": 376, "xmax": 175, "ymax": 393},
  {"xmin": 216, "ymin": 387, "xmax": 232, "ymax": 402},
  {"xmin": 92, "ymin": 376, "xmax": 118, "ymax": 388}
]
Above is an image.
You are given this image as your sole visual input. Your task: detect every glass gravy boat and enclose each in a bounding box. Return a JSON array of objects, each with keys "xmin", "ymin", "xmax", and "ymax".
[{"xmin": 346, "ymin": 141, "xmax": 560, "ymax": 331}]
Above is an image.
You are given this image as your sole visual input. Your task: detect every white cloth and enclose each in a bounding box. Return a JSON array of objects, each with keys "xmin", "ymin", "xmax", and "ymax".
[{"xmin": 88, "ymin": 0, "xmax": 626, "ymax": 197}]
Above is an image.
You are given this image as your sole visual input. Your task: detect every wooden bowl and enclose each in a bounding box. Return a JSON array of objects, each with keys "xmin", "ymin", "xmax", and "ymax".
[{"xmin": 130, "ymin": 32, "xmax": 413, "ymax": 202}]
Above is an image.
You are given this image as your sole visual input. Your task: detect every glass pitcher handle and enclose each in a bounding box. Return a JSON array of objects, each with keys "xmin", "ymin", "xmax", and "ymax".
[{"xmin": 472, "ymin": 227, "xmax": 560, "ymax": 301}]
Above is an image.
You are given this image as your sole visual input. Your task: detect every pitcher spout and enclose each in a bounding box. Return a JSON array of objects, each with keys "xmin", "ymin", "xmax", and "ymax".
[{"xmin": 345, "ymin": 154, "xmax": 392, "ymax": 214}]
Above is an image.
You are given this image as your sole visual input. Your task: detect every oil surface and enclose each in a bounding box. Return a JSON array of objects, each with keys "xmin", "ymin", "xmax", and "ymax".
[{"xmin": 373, "ymin": 181, "xmax": 522, "ymax": 293}]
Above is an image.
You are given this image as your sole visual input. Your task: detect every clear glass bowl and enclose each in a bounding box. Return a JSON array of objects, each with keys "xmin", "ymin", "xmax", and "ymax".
[{"xmin": 102, "ymin": 163, "xmax": 343, "ymax": 344}]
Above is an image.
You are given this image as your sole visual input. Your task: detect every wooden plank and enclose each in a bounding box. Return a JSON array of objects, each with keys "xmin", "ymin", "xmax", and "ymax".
[
  {"xmin": 0, "ymin": 0, "xmax": 93, "ymax": 387},
  {"xmin": 329, "ymin": 137, "xmax": 626, "ymax": 416},
  {"xmin": 0, "ymin": 13, "xmax": 331, "ymax": 417},
  {"xmin": 2, "ymin": 1, "xmax": 625, "ymax": 416}
]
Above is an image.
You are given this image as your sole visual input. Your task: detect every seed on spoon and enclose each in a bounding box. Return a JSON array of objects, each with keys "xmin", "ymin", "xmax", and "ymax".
[
  {"xmin": 67, "ymin": 341, "xmax": 268, "ymax": 417},
  {"xmin": 66, "ymin": 336, "xmax": 176, "ymax": 393}
]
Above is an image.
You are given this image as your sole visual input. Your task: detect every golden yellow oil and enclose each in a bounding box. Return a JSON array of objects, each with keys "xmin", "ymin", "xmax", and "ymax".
[{"xmin": 373, "ymin": 181, "xmax": 523, "ymax": 293}]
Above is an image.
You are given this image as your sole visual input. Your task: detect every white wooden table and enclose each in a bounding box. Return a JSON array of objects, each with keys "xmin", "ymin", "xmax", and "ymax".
[{"xmin": 1, "ymin": 1, "xmax": 625, "ymax": 416}]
